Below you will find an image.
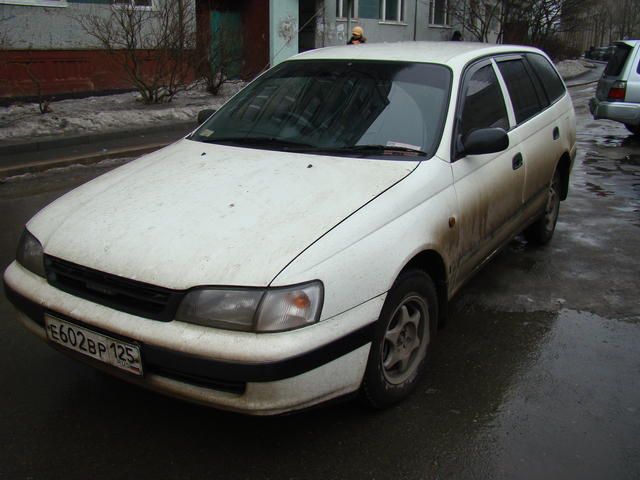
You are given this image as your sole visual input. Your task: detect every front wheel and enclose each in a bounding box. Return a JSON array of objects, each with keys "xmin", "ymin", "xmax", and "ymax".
[
  {"xmin": 524, "ymin": 168, "xmax": 562, "ymax": 246},
  {"xmin": 362, "ymin": 270, "xmax": 438, "ymax": 408}
]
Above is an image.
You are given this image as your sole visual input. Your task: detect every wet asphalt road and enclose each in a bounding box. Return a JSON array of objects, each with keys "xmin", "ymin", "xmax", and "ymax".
[{"xmin": 1, "ymin": 83, "xmax": 639, "ymax": 480}]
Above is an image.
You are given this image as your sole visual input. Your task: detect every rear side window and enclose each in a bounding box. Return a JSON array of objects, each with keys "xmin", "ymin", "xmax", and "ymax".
[
  {"xmin": 497, "ymin": 59, "xmax": 544, "ymax": 124},
  {"xmin": 459, "ymin": 64, "xmax": 509, "ymax": 140},
  {"xmin": 605, "ymin": 44, "xmax": 632, "ymax": 76},
  {"xmin": 526, "ymin": 53, "xmax": 566, "ymax": 102}
]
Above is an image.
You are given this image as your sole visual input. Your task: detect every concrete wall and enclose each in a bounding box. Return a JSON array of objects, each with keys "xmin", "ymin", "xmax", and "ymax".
[
  {"xmin": 0, "ymin": 0, "xmax": 198, "ymax": 99},
  {"xmin": 269, "ymin": 0, "xmax": 299, "ymax": 65},
  {"xmin": 317, "ymin": 5, "xmax": 414, "ymax": 47},
  {"xmin": 0, "ymin": 0, "xmax": 196, "ymax": 50},
  {"xmin": 312, "ymin": 0, "xmax": 468, "ymax": 49},
  {"xmin": 1, "ymin": 2, "xmax": 109, "ymax": 50}
]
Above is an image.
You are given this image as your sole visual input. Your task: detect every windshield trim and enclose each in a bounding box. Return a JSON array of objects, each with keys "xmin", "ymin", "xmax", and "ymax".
[{"xmin": 184, "ymin": 137, "xmax": 432, "ymax": 161}]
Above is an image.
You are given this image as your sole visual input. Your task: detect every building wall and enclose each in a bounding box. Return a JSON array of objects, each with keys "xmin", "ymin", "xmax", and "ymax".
[
  {"xmin": 269, "ymin": 0, "xmax": 299, "ymax": 65},
  {"xmin": 312, "ymin": 0, "xmax": 466, "ymax": 49},
  {"xmin": 2, "ymin": 1, "xmax": 117, "ymax": 50},
  {"xmin": 0, "ymin": 0, "xmax": 197, "ymax": 99}
]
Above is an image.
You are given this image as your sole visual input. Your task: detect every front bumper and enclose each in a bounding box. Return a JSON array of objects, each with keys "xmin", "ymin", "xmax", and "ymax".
[
  {"xmin": 4, "ymin": 261, "xmax": 383, "ymax": 415},
  {"xmin": 589, "ymin": 97, "xmax": 640, "ymax": 126}
]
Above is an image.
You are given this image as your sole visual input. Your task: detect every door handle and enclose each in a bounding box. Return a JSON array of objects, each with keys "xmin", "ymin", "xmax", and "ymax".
[
  {"xmin": 553, "ymin": 127, "xmax": 560, "ymax": 140},
  {"xmin": 512, "ymin": 153, "xmax": 523, "ymax": 170}
]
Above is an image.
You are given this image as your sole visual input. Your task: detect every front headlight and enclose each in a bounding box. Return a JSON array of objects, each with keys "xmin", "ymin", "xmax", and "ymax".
[
  {"xmin": 176, "ymin": 281, "xmax": 323, "ymax": 333},
  {"xmin": 175, "ymin": 289, "xmax": 264, "ymax": 331},
  {"xmin": 16, "ymin": 229, "xmax": 46, "ymax": 278}
]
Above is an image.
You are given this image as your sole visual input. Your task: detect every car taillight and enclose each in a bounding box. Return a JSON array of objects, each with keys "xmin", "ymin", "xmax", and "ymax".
[{"xmin": 608, "ymin": 81, "xmax": 626, "ymax": 101}]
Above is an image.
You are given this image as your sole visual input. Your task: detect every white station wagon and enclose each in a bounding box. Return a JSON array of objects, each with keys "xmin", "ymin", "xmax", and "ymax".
[{"xmin": 4, "ymin": 42, "xmax": 576, "ymax": 415}]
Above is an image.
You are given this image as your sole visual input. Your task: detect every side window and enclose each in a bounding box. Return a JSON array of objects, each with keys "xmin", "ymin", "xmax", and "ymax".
[
  {"xmin": 497, "ymin": 59, "xmax": 544, "ymax": 124},
  {"xmin": 459, "ymin": 64, "xmax": 509, "ymax": 141},
  {"xmin": 526, "ymin": 53, "xmax": 566, "ymax": 103}
]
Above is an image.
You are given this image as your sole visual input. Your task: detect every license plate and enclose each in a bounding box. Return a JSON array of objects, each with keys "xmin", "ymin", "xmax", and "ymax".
[{"xmin": 45, "ymin": 315, "xmax": 143, "ymax": 376}]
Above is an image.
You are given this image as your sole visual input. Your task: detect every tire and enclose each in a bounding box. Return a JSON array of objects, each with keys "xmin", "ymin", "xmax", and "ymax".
[
  {"xmin": 362, "ymin": 270, "xmax": 438, "ymax": 408},
  {"xmin": 524, "ymin": 168, "xmax": 562, "ymax": 246},
  {"xmin": 625, "ymin": 124, "xmax": 640, "ymax": 135}
]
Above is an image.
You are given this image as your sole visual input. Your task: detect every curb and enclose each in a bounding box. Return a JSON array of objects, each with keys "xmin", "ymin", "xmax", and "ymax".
[
  {"xmin": 0, "ymin": 142, "xmax": 168, "ymax": 179},
  {"xmin": 567, "ymin": 79, "xmax": 599, "ymax": 88}
]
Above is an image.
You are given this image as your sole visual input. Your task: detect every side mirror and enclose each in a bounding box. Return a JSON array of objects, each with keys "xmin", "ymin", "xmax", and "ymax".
[
  {"xmin": 461, "ymin": 128, "xmax": 509, "ymax": 156},
  {"xmin": 197, "ymin": 109, "xmax": 217, "ymax": 124}
]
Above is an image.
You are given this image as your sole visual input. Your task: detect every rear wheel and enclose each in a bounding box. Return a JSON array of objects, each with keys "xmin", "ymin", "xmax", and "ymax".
[
  {"xmin": 524, "ymin": 168, "xmax": 562, "ymax": 246},
  {"xmin": 362, "ymin": 270, "xmax": 437, "ymax": 408},
  {"xmin": 625, "ymin": 124, "xmax": 640, "ymax": 135}
]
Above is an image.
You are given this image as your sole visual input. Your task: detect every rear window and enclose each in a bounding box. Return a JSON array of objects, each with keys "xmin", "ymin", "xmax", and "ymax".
[
  {"xmin": 605, "ymin": 44, "xmax": 632, "ymax": 76},
  {"xmin": 526, "ymin": 53, "xmax": 566, "ymax": 103}
]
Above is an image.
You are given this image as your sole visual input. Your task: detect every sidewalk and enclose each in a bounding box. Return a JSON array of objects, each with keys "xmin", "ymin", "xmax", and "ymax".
[
  {"xmin": 0, "ymin": 82, "xmax": 242, "ymax": 178},
  {"xmin": 0, "ymin": 121, "xmax": 195, "ymax": 178},
  {"xmin": 565, "ymin": 62, "xmax": 605, "ymax": 87}
]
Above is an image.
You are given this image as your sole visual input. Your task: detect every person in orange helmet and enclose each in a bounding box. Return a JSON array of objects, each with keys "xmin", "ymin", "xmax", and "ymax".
[{"xmin": 347, "ymin": 26, "xmax": 366, "ymax": 45}]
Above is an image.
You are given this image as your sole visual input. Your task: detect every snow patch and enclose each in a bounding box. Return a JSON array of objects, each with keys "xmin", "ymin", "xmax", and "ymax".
[
  {"xmin": 555, "ymin": 59, "xmax": 594, "ymax": 79},
  {"xmin": 0, "ymin": 81, "xmax": 245, "ymax": 142}
]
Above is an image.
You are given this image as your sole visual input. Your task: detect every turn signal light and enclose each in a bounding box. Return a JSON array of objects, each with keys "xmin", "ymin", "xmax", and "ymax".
[
  {"xmin": 608, "ymin": 81, "xmax": 626, "ymax": 101},
  {"xmin": 289, "ymin": 292, "xmax": 311, "ymax": 309}
]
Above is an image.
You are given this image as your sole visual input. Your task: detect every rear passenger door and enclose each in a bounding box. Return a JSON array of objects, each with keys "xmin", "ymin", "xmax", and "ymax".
[{"xmin": 495, "ymin": 54, "xmax": 564, "ymax": 211}]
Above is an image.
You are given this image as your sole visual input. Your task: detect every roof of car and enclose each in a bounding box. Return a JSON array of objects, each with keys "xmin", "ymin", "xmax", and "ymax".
[
  {"xmin": 616, "ymin": 40, "xmax": 640, "ymax": 47},
  {"xmin": 290, "ymin": 41, "xmax": 544, "ymax": 68}
]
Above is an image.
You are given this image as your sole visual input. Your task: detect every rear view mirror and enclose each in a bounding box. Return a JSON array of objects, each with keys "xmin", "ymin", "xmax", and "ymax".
[
  {"xmin": 197, "ymin": 109, "xmax": 217, "ymax": 124},
  {"xmin": 461, "ymin": 128, "xmax": 509, "ymax": 156}
]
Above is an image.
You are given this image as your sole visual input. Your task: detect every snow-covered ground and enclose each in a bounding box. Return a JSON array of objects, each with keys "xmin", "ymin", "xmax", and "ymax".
[
  {"xmin": 0, "ymin": 60, "xmax": 594, "ymax": 144},
  {"xmin": 0, "ymin": 81, "xmax": 245, "ymax": 142},
  {"xmin": 555, "ymin": 59, "xmax": 594, "ymax": 79}
]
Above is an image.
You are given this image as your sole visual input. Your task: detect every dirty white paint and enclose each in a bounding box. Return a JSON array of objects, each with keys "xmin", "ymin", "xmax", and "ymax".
[
  {"xmin": 5, "ymin": 261, "xmax": 383, "ymax": 363},
  {"xmin": 273, "ymin": 155, "xmax": 458, "ymax": 320},
  {"xmin": 4, "ymin": 43, "xmax": 577, "ymax": 414},
  {"xmin": 27, "ymin": 139, "xmax": 417, "ymax": 289}
]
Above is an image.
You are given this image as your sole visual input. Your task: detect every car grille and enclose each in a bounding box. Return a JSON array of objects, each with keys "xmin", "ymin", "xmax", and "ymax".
[{"xmin": 45, "ymin": 256, "xmax": 184, "ymax": 321}]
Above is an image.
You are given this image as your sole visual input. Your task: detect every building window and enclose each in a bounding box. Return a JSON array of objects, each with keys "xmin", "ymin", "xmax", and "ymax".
[
  {"xmin": 429, "ymin": 0, "xmax": 449, "ymax": 26},
  {"xmin": 0, "ymin": 0, "xmax": 68, "ymax": 7},
  {"xmin": 380, "ymin": 0, "xmax": 405, "ymax": 22},
  {"xmin": 336, "ymin": 0, "xmax": 358, "ymax": 19},
  {"xmin": 112, "ymin": 0, "xmax": 154, "ymax": 9}
]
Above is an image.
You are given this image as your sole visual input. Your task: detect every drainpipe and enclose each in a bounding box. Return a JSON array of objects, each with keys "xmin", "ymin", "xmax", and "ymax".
[
  {"xmin": 413, "ymin": 0, "xmax": 418, "ymax": 40},
  {"xmin": 347, "ymin": 0, "xmax": 353, "ymax": 39}
]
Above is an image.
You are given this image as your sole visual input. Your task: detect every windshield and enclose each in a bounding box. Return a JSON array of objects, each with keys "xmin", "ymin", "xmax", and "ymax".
[{"xmin": 191, "ymin": 60, "xmax": 451, "ymax": 158}]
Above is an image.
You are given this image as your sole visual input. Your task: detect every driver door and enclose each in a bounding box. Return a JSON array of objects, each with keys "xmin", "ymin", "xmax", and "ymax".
[{"xmin": 451, "ymin": 59, "xmax": 525, "ymax": 289}]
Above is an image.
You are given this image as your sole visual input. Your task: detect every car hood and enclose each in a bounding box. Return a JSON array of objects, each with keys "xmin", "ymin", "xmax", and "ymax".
[{"xmin": 28, "ymin": 139, "xmax": 417, "ymax": 289}]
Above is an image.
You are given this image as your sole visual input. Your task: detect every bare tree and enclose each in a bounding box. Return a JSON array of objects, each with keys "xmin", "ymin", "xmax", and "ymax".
[
  {"xmin": 76, "ymin": 0, "xmax": 197, "ymax": 104},
  {"xmin": 1, "ymin": 13, "xmax": 13, "ymax": 51},
  {"xmin": 449, "ymin": 0, "xmax": 503, "ymax": 42},
  {"xmin": 198, "ymin": 19, "xmax": 242, "ymax": 96},
  {"xmin": 1, "ymin": 25, "xmax": 53, "ymax": 113},
  {"xmin": 608, "ymin": 0, "xmax": 640, "ymax": 41}
]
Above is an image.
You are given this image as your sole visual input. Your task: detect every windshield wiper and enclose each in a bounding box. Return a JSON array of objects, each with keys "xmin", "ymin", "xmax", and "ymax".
[
  {"xmin": 312, "ymin": 144, "xmax": 427, "ymax": 156},
  {"xmin": 193, "ymin": 136, "xmax": 314, "ymax": 149}
]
